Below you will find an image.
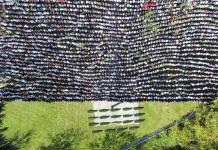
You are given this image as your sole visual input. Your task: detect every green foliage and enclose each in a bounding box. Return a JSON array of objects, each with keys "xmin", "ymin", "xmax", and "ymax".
[
  {"xmin": 39, "ymin": 128, "xmax": 84, "ymax": 150},
  {"xmin": 89, "ymin": 131, "xmax": 139, "ymax": 150},
  {"xmin": 142, "ymin": 102, "xmax": 218, "ymax": 150}
]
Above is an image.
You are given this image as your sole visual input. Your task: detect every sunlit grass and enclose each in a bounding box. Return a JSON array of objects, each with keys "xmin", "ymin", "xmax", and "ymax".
[{"xmin": 2, "ymin": 101, "xmax": 199, "ymax": 150}]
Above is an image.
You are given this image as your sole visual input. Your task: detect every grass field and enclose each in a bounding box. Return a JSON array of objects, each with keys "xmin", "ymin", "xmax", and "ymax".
[{"xmin": 1, "ymin": 102, "xmax": 199, "ymax": 150}]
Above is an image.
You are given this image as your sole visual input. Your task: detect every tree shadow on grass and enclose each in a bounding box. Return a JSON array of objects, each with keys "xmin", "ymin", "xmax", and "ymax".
[
  {"xmin": 90, "ymin": 130, "xmax": 141, "ymax": 150},
  {"xmin": 0, "ymin": 102, "xmax": 33, "ymax": 150},
  {"xmin": 9, "ymin": 130, "xmax": 33, "ymax": 150},
  {"xmin": 39, "ymin": 128, "xmax": 84, "ymax": 150}
]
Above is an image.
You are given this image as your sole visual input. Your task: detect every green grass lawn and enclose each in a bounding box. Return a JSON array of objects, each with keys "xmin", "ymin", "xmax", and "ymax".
[
  {"xmin": 2, "ymin": 102, "xmax": 93, "ymax": 150},
  {"xmin": 1, "ymin": 102, "xmax": 199, "ymax": 150}
]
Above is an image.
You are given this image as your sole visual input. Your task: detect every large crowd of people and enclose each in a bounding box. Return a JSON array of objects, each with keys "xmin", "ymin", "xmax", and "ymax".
[{"xmin": 0, "ymin": 0, "xmax": 217, "ymax": 102}]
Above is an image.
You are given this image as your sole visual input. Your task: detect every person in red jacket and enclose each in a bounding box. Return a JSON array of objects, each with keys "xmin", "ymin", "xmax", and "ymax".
[
  {"xmin": 143, "ymin": 0, "xmax": 156, "ymax": 10},
  {"xmin": 59, "ymin": 0, "xmax": 65, "ymax": 4}
]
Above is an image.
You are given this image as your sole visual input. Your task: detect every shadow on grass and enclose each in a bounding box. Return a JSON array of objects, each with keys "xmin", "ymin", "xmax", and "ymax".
[
  {"xmin": 0, "ymin": 102, "xmax": 33, "ymax": 150},
  {"xmin": 90, "ymin": 130, "xmax": 142, "ymax": 150},
  {"xmin": 39, "ymin": 128, "xmax": 84, "ymax": 150}
]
